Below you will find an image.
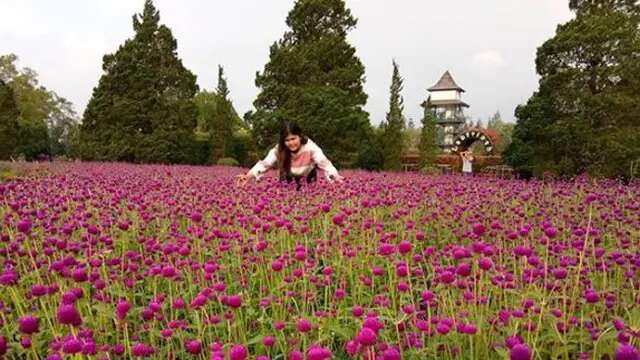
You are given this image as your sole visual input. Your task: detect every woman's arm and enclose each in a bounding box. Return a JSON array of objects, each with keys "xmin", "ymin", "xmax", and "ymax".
[
  {"xmin": 248, "ymin": 146, "xmax": 278, "ymax": 180},
  {"xmin": 309, "ymin": 141, "xmax": 342, "ymax": 182}
]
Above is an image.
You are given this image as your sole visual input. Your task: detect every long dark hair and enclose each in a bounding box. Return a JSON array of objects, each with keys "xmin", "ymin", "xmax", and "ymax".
[{"xmin": 277, "ymin": 121, "xmax": 308, "ymax": 178}]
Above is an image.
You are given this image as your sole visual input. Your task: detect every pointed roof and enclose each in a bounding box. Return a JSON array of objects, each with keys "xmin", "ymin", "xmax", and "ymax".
[{"xmin": 428, "ymin": 71, "xmax": 465, "ymax": 92}]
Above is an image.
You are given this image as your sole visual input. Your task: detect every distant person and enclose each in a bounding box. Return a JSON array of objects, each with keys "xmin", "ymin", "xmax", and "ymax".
[
  {"xmin": 235, "ymin": 121, "xmax": 343, "ymax": 190},
  {"xmin": 461, "ymin": 150, "xmax": 474, "ymax": 176}
]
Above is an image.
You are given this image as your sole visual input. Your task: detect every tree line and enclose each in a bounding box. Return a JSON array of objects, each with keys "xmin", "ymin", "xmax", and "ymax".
[{"xmin": 1, "ymin": 0, "xmax": 638, "ymax": 179}]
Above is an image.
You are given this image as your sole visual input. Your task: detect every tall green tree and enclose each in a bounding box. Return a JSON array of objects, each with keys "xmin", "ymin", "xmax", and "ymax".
[
  {"xmin": 250, "ymin": 0, "xmax": 371, "ymax": 167},
  {"xmin": 381, "ymin": 60, "xmax": 405, "ymax": 170},
  {"xmin": 194, "ymin": 65, "xmax": 244, "ymax": 163},
  {"xmin": 418, "ymin": 97, "xmax": 439, "ymax": 168},
  {"xmin": 80, "ymin": 0, "xmax": 199, "ymax": 163},
  {"xmin": 211, "ymin": 65, "xmax": 240, "ymax": 160},
  {"xmin": 0, "ymin": 54, "xmax": 77, "ymax": 160},
  {"xmin": 506, "ymin": 0, "xmax": 640, "ymax": 178},
  {"xmin": 0, "ymin": 80, "xmax": 20, "ymax": 160}
]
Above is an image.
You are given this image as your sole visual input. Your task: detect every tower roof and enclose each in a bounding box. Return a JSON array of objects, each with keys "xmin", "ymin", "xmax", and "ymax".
[
  {"xmin": 428, "ymin": 71, "xmax": 465, "ymax": 92},
  {"xmin": 428, "ymin": 99, "xmax": 469, "ymax": 108}
]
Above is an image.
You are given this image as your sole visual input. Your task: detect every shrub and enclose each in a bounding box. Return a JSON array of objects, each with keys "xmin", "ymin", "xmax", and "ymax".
[{"xmin": 216, "ymin": 157, "xmax": 239, "ymax": 166}]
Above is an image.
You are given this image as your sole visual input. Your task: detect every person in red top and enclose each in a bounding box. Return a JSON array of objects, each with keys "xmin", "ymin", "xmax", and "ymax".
[{"xmin": 236, "ymin": 121, "xmax": 344, "ymax": 190}]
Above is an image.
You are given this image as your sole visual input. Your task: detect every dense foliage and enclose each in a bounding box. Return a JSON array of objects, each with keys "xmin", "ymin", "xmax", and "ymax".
[{"xmin": 506, "ymin": 0, "xmax": 640, "ymax": 179}]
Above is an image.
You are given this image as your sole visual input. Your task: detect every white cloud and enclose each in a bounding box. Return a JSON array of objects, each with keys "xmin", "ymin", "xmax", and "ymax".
[{"xmin": 472, "ymin": 50, "xmax": 507, "ymax": 68}]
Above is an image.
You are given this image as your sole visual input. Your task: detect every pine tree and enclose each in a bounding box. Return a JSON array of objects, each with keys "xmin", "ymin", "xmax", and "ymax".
[
  {"xmin": 418, "ymin": 97, "xmax": 438, "ymax": 168},
  {"xmin": 382, "ymin": 60, "xmax": 405, "ymax": 170},
  {"xmin": 210, "ymin": 65, "xmax": 238, "ymax": 160},
  {"xmin": 216, "ymin": 65, "xmax": 229, "ymax": 100},
  {"xmin": 0, "ymin": 79, "xmax": 20, "ymax": 159},
  {"xmin": 80, "ymin": 0, "xmax": 199, "ymax": 163},
  {"xmin": 251, "ymin": 0, "xmax": 371, "ymax": 167}
]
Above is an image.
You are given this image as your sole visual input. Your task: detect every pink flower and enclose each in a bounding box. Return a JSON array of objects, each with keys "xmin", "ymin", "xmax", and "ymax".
[
  {"xmin": 297, "ymin": 318, "xmax": 313, "ymax": 333},
  {"xmin": 398, "ymin": 240, "xmax": 412, "ymax": 254},
  {"xmin": 479, "ymin": 257, "xmax": 493, "ymax": 270},
  {"xmin": 472, "ymin": 223, "xmax": 485, "ymax": 236},
  {"xmin": 229, "ymin": 344, "xmax": 248, "ymax": 360},
  {"xmin": 383, "ymin": 348, "xmax": 401, "ymax": 360},
  {"xmin": 185, "ymin": 339, "xmax": 201, "ymax": 354},
  {"xmin": 271, "ymin": 260, "xmax": 284, "ymax": 272},
  {"xmin": 307, "ymin": 345, "xmax": 332, "ymax": 360},
  {"xmin": 288, "ymin": 350, "xmax": 303, "ymax": 360},
  {"xmin": 356, "ymin": 327, "xmax": 377, "ymax": 346},
  {"xmin": 190, "ymin": 211, "xmax": 202, "ymax": 223},
  {"xmin": 262, "ymin": 336, "xmax": 276, "ymax": 347},
  {"xmin": 226, "ymin": 295, "xmax": 242, "ymax": 309}
]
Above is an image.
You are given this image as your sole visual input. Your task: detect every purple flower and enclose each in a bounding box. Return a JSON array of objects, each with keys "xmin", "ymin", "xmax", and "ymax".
[
  {"xmin": 479, "ymin": 257, "xmax": 493, "ymax": 270},
  {"xmin": 356, "ymin": 327, "xmax": 377, "ymax": 346},
  {"xmin": 62, "ymin": 337, "xmax": 83, "ymax": 354},
  {"xmin": 226, "ymin": 295, "xmax": 242, "ymax": 309},
  {"xmin": 57, "ymin": 304, "xmax": 82, "ymax": 326},
  {"xmin": 510, "ymin": 344, "xmax": 532, "ymax": 360},
  {"xmin": 383, "ymin": 348, "xmax": 401, "ymax": 360},
  {"xmin": 456, "ymin": 262, "xmax": 472, "ymax": 277},
  {"xmin": 288, "ymin": 350, "xmax": 303, "ymax": 360},
  {"xmin": 116, "ymin": 300, "xmax": 130, "ymax": 320},
  {"xmin": 131, "ymin": 343, "xmax": 155, "ymax": 357},
  {"xmin": 436, "ymin": 322, "xmax": 451, "ymax": 335},
  {"xmin": 190, "ymin": 211, "xmax": 202, "ymax": 223},
  {"xmin": 185, "ymin": 339, "xmax": 201, "ymax": 354},
  {"xmin": 307, "ymin": 345, "xmax": 332, "ymax": 360},
  {"xmin": 31, "ymin": 284, "xmax": 48, "ymax": 297},
  {"xmin": 379, "ymin": 243, "xmax": 395, "ymax": 256},
  {"xmin": 17, "ymin": 218, "xmax": 32, "ymax": 233},
  {"xmin": 398, "ymin": 240, "xmax": 412, "ymax": 254},
  {"xmin": 262, "ymin": 336, "xmax": 276, "ymax": 347},
  {"xmin": 472, "ymin": 223, "xmax": 485, "ymax": 236},
  {"xmin": 544, "ymin": 226, "xmax": 558, "ymax": 238},
  {"xmin": 584, "ymin": 290, "xmax": 600, "ymax": 304},
  {"xmin": 229, "ymin": 344, "xmax": 248, "ymax": 360},
  {"xmin": 271, "ymin": 260, "xmax": 284, "ymax": 272},
  {"xmin": 439, "ymin": 271, "xmax": 455, "ymax": 284},
  {"xmin": 362, "ymin": 316, "xmax": 384, "ymax": 333},
  {"xmin": 18, "ymin": 315, "xmax": 39, "ymax": 334},
  {"xmin": 616, "ymin": 344, "xmax": 640, "ymax": 360}
]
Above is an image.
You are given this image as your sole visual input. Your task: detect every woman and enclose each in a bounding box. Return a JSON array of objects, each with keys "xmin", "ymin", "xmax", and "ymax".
[
  {"xmin": 461, "ymin": 150, "xmax": 474, "ymax": 176},
  {"xmin": 236, "ymin": 122, "xmax": 344, "ymax": 189}
]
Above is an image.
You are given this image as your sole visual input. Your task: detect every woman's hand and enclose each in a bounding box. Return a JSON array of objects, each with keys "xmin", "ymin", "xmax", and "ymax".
[
  {"xmin": 328, "ymin": 174, "xmax": 345, "ymax": 183},
  {"xmin": 235, "ymin": 172, "xmax": 253, "ymax": 186}
]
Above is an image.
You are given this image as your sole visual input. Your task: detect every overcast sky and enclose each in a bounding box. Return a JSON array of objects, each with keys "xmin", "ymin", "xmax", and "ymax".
[{"xmin": 1, "ymin": 0, "xmax": 573, "ymax": 125}]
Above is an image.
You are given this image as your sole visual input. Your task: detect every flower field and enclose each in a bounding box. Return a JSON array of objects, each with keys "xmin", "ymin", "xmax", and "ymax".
[{"xmin": 0, "ymin": 162, "xmax": 639, "ymax": 359}]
